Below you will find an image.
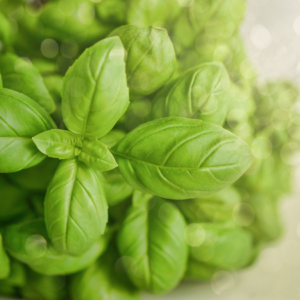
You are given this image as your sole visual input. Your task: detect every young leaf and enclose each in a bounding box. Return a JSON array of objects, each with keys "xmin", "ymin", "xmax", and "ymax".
[
  {"xmin": 0, "ymin": 89, "xmax": 56, "ymax": 173},
  {"xmin": 117, "ymin": 196, "xmax": 187, "ymax": 294},
  {"xmin": 109, "ymin": 25, "xmax": 176, "ymax": 97},
  {"xmin": 0, "ymin": 233, "xmax": 10, "ymax": 279},
  {"xmin": 62, "ymin": 37, "xmax": 129, "ymax": 138},
  {"xmin": 4, "ymin": 219, "xmax": 109, "ymax": 275},
  {"xmin": 150, "ymin": 62, "xmax": 231, "ymax": 126},
  {"xmin": 112, "ymin": 117, "xmax": 253, "ymax": 200},
  {"xmin": 70, "ymin": 244, "xmax": 140, "ymax": 300},
  {"xmin": 33, "ymin": 129, "xmax": 82, "ymax": 160},
  {"xmin": 45, "ymin": 159, "xmax": 108, "ymax": 256},
  {"xmin": 0, "ymin": 54, "xmax": 56, "ymax": 113},
  {"xmin": 78, "ymin": 139, "xmax": 117, "ymax": 171}
]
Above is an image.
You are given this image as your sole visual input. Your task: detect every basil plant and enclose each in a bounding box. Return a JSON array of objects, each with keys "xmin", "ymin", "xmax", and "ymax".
[{"xmin": 0, "ymin": 0, "xmax": 298, "ymax": 299}]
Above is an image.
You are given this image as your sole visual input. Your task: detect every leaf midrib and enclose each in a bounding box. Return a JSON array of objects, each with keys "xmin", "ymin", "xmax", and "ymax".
[{"xmin": 111, "ymin": 150, "xmax": 244, "ymax": 171}]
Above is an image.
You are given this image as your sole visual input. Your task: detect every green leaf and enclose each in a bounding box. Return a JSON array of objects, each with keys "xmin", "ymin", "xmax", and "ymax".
[
  {"xmin": 117, "ymin": 196, "xmax": 187, "ymax": 295},
  {"xmin": 45, "ymin": 159, "xmax": 108, "ymax": 256},
  {"xmin": 189, "ymin": 222, "xmax": 253, "ymax": 270},
  {"xmin": 40, "ymin": 0, "xmax": 113, "ymax": 44},
  {"xmin": 0, "ymin": 233, "xmax": 10, "ymax": 279},
  {"xmin": 98, "ymin": 129, "xmax": 126, "ymax": 149},
  {"xmin": 70, "ymin": 244, "xmax": 140, "ymax": 300},
  {"xmin": 246, "ymin": 194, "xmax": 283, "ymax": 243},
  {"xmin": 0, "ymin": 54, "xmax": 56, "ymax": 113},
  {"xmin": 4, "ymin": 219, "xmax": 109, "ymax": 276},
  {"xmin": 7, "ymin": 158, "xmax": 59, "ymax": 192},
  {"xmin": 126, "ymin": 0, "xmax": 182, "ymax": 28},
  {"xmin": 0, "ymin": 175, "xmax": 30, "ymax": 222},
  {"xmin": 33, "ymin": 129, "xmax": 82, "ymax": 160},
  {"xmin": 21, "ymin": 269, "xmax": 67, "ymax": 300},
  {"xmin": 112, "ymin": 117, "xmax": 253, "ymax": 200},
  {"xmin": 0, "ymin": 258, "xmax": 26, "ymax": 288},
  {"xmin": 95, "ymin": 0, "xmax": 126, "ymax": 26},
  {"xmin": 62, "ymin": 36, "xmax": 129, "ymax": 138},
  {"xmin": 97, "ymin": 169, "xmax": 134, "ymax": 207},
  {"xmin": 177, "ymin": 186, "xmax": 241, "ymax": 223},
  {"xmin": 0, "ymin": 89, "xmax": 56, "ymax": 173},
  {"xmin": 109, "ymin": 25, "xmax": 176, "ymax": 97},
  {"xmin": 150, "ymin": 62, "xmax": 231, "ymax": 126},
  {"xmin": 79, "ymin": 139, "xmax": 117, "ymax": 171},
  {"xmin": 0, "ymin": 11, "xmax": 13, "ymax": 49},
  {"xmin": 185, "ymin": 260, "xmax": 216, "ymax": 281}
]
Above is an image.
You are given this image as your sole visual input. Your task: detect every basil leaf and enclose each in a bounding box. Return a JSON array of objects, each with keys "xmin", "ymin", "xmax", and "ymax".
[
  {"xmin": 97, "ymin": 169, "xmax": 134, "ymax": 207},
  {"xmin": 70, "ymin": 244, "xmax": 140, "ymax": 300},
  {"xmin": 98, "ymin": 129, "xmax": 126, "ymax": 149},
  {"xmin": 0, "ymin": 89, "xmax": 56, "ymax": 173},
  {"xmin": 117, "ymin": 196, "xmax": 187, "ymax": 294},
  {"xmin": 150, "ymin": 62, "xmax": 231, "ymax": 126},
  {"xmin": 4, "ymin": 219, "xmax": 109, "ymax": 276},
  {"xmin": 189, "ymin": 222, "xmax": 253, "ymax": 270},
  {"xmin": 185, "ymin": 260, "xmax": 216, "ymax": 281},
  {"xmin": 95, "ymin": 0, "xmax": 126, "ymax": 26},
  {"xmin": 0, "ymin": 175, "xmax": 29, "ymax": 222},
  {"xmin": 21, "ymin": 269, "xmax": 67, "ymax": 300},
  {"xmin": 246, "ymin": 194, "xmax": 283, "ymax": 243},
  {"xmin": 177, "ymin": 186, "xmax": 241, "ymax": 223},
  {"xmin": 0, "ymin": 233, "xmax": 10, "ymax": 279},
  {"xmin": 109, "ymin": 25, "xmax": 176, "ymax": 97},
  {"xmin": 40, "ymin": 0, "xmax": 112, "ymax": 44},
  {"xmin": 0, "ymin": 11, "xmax": 13, "ymax": 49},
  {"xmin": 7, "ymin": 158, "xmax": 59, "ymax": 192},
  {"xmin": 45, "ymin": 159, "xmax": 108, "ymax": 256},
  {"xmin": 33, "ymin": 130, "xmax": 82, "ymax": 160},
  {"xmin": 79, "ymin": 139, "xmax": 117, "ymax": 171},
  {"xmin": 0, "ymin": 258, "xmax": 26, "ymax": 288},
  {"xmin": 0, "ymin": 54, "xmax": 56, "ymax": 113},
  {"xmin": 62, "ymin": 37, "xmax": 129, "ymax": 138},
  {"xmin": 112, "ymin": 117, "xmax": 253, "ymax": 200},
  {"xmin": 126, "ymin": 0, "xmax": 182, "ymax": 28}
]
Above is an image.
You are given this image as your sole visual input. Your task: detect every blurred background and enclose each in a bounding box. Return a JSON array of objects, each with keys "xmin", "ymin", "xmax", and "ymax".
[{"xmin": 143, "ymin": 0, "xmax": 300, "ymax": 299}]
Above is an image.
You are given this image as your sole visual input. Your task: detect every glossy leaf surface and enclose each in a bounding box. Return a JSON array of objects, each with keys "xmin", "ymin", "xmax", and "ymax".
[
  {"xmin": 0, "ymin": 53, "xmax": 56, "ymax": 113},
  {"xmin": 33, "ymin": 130, "xmax": 82, "ymax": 160},
  {"xmin": 113, "ymin": 117, "xmax": 253, "ymax": 200},
  {"xmin": 150, "ymin": 62, "xmax": 231, "ymax": 126},
  {"xmin": 117, "ymin": 196, "xmax": 187, "ymax": 294},
  {"xmin": 0, "ymin": 89, "xmax": 56, "ymax": 173},
  {"xmin": 78, "ymin": 139, "xmax": 117, "ymax": 171},
  {"xmin": 62, "ymin": 37, "xmax": 129, "ymax": 138},
  {"xmin": 109, "ymin": 25, "xmax": 176, "ymax": 96},
  {"xmin": 4, "ymin": 219, "xmax": 109, "ymax": 276},
  {"xmin": 45, "ymin": 159, "xmax": 108, "ymax": 256}
]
